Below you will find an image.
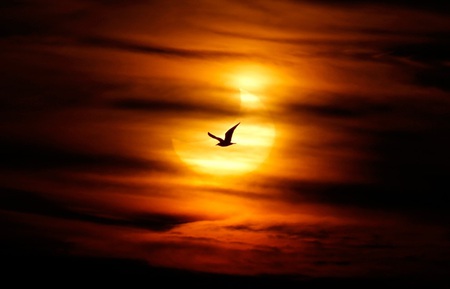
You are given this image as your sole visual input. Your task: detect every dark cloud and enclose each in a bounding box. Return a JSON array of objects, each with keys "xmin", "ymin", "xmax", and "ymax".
[
  {"xmin": 0, "ymin": 211, "xmax": 71, "ymax": 257},
  {"xmin": 111, "ymin": 98, "xmax": 237, "ymax": 116},
  {"xmin": 139, "ymin": 230, "xmax": 449, "ymax": 285},
  {"xmin": 288, "ymin": 0, "xmax": 450, "ymax": 13},
  {"xmin": 414, "ymin": 66, "xmax": 450, "ymax": 92},
  {"xmin": 0, "ymin": 139, "xmax": 174, "ymax": 173},
  {"xmin": 0, "ymin": 48, "xmax": 125, "ymax": 112},
  {"xmin": 201, "ymin": 186, "xmax": 277, "ymax": 201},
  {"xmin": 0, "ymin": 0, "xmax": 85, "ymax": 38},
  {"xmin": 280, "ymin": 179, "xmax": 450, "ymax": 224},
  {"xmin": 313, "ymin": 260, "xmax": 352, "ymax": 266},
  {"xmin": 370, "ymin": 128, "xmax": 450, "ymax": 203},
  {"xmin": 206, "ymin": 30, "xmax": 415, "ymax": 67},
  {"xmin": 0, "ymin": 10, "xmax": 46, "ymax": 38},
  {"xmin": 4, "ymin": 254, "xmax": 438, "ymax": 289},
  {"xmin": 0, "ymin": 187, "xmax": 198, "ymax": 232},
  {"xmin": 386, "ymin": 38, "xmax": 450, "ymax": 91},
  {"xmin": 276, "ymin": 88, "xmax": 450, "ymax": 220},
  {"xmin": 226, "ymin": 223, "xmax": 399, "ymax": 251},
  {"xmin": 0, "ymin": 20, "xmax": 48, "ymax": 38},
  {"xmin": 80, "ymin": 36, "xmax": 257, "ymax": 60},
  {"xmin": 388, "ymin": 39, "xmax": 450, "ymax": 64},
  {"xmin": 210, "ymin": 29, "xmax": 384, "ymax": 46},
  {"xmin": 353, "ymin": 243, "xmax": 397, "ymax": 250},
  {"xmin": 287, "ymin": 94, "xmax": 391, "ymax": 119},
  {"xmin": 84, "ymin": 0, "xmax": 158, "ymax": 5},
  {"xmin": 0, "ymin": 74, "xmax": 119, "ymax": 111},
  {"xmin": 0, "ymin": 1, "xmax": 26, "ymax": 9},
  {"xmin": 226, "ymin": 223, "xmax": 331, "ymax": 240}
]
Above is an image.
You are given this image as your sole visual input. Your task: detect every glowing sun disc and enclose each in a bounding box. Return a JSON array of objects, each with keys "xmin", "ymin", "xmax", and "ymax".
[{"xmin": 172, "ymin": 90, "xmax": 275, "ymax": 176}]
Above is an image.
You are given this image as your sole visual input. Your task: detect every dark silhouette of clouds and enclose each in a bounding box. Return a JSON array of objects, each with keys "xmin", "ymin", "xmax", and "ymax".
[
  {"xmin": 111, "ymin": 98, "xmax": 237, "ymax": 116},
  {"xmin": 287, "ymin": 95, "xmax": 391, "ymax": 119},
  {"xmin": 278, "ymin": 179, "xmax": 450, "ymax": 226},
  {"xmin": 0, "ymin": 140, "xmax": 174, "ymax": 173},
  {"xmin": 287, "ymin": 0, "xmax": 450, "ymax": 13},
  {"xmin": 5, "ymin": 254, "xmax": 440, "ymax": 288},
  {"xmin": 226, "ymin": 223, "xmax": 331, "ymax": 240},
  {"xmin": 386, "ymin": 39, "xmax": 450, "ymax": 91},
  {"xmin": 80, "ymin": 37, "xmax": 256, "ymax": 60},
  {"xmin": 0, "ymin": 187, "xmax": 199, "ymax": 232}
]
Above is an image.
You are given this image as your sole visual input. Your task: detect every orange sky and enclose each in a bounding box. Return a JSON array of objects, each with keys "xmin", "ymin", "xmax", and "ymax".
[{"xmin": 1, "ymin": 0, "xmax": 450, "ymax": 286}]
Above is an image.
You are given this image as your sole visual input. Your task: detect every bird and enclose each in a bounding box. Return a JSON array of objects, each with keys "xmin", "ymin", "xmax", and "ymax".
[{"xmin": 208, "ymin": 122, "xmax": 240, "ymax": 147}]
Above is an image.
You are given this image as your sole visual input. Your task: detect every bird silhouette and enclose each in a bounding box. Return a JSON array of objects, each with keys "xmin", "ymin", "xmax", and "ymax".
[{"xmin": 208, "ymin": 122, "xmax": 240, "ymax": 147}]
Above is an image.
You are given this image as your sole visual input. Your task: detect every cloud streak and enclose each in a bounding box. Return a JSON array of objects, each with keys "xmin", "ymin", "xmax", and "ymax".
[
  {"xmin": 79, "ymin": 36, "xmax": 257, "ymax": 60},
  {"xmin": 0, "ymin": 187, "xmax": 200, "ymax": 232},
  {"xmin": 0, "ymin": 139, "xmax": 175, "ymax": 173}
]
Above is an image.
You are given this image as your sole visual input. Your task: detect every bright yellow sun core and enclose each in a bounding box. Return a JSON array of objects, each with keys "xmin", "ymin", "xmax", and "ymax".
[
  {"xmin": 173, "ymin": 90, "xmax": 275, "ymax": 176},
  {"xmin": 233, "ymin": 69, "xmax": 269, "ymax": 91},
  {"xmin": 172, "ymin": 67, "xmax": 277, "ymax": 176}
]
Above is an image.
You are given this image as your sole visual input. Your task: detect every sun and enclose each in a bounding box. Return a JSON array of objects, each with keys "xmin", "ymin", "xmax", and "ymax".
[
  {"xmin": 172, "ymin": 89, "xmax": 275, "ymax": 176},
  {"xmin": 230, "ymin": 65, "xmax": 272, "ymax": 91},
  {"xmin": 172, "ymin": 66, "xmax": 277, "ymax": 176},
  {"xmin": 236, "ymin": 75, "xmax": 265, "ymax": 90}
]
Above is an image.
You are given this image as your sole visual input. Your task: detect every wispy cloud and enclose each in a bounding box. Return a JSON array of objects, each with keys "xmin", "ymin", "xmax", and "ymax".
[
  {"xmin": 287, "ymin": 0, "xmax": 450, "ymax": 13},
  {"xmin": 0, "ymin": 139, "xmax": 175, "ymax": 173},
  {"xmin": 110, "ymin": 98, "xmax": 236, "ymax": 116},
  {"xmin": 79, "ymin": 36, "xmax": 258, "ymax": 60},
  {"xmin": 0, "ymin": 187, "xmax": 201, "ymax": 232}
]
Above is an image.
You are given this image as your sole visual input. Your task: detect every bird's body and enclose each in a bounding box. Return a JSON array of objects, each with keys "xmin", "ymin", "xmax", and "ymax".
[{"xmin": 208, "ymin": 122, "xmax": 240, "ymax": 147}]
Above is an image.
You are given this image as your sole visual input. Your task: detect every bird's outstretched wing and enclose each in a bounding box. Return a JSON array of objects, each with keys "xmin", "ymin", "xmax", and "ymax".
[
  {"xmin": 224, "ymin": 122, "xmax": 240, "ymax": 143},
  {"xmin": 208, "ymin": 132, "xmax": 223, "ymax": 142}
]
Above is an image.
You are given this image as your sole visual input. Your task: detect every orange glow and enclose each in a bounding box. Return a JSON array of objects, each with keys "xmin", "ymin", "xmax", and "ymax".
[
  {"xmin": 225, "ymin": 64, "xmax": 280, "ymax": 92},
  {"xmin": 172, "ymin": 89, "xmax": 275, "ymax": 175}
]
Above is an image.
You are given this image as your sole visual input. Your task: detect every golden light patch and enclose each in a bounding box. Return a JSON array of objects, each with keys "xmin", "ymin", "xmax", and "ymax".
[
  {"xmin": 226, "ymin": 64, "xmax": 276, "ymax": 91},
  {"xmin": 172, "ymin": 90, "xmax": 275, "ymax": 176}
]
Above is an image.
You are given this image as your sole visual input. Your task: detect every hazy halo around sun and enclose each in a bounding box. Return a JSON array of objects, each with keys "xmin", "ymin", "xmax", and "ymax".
[{"xmin": 172, "ymin": 71, "xmax": 276, "ymax": 176}]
